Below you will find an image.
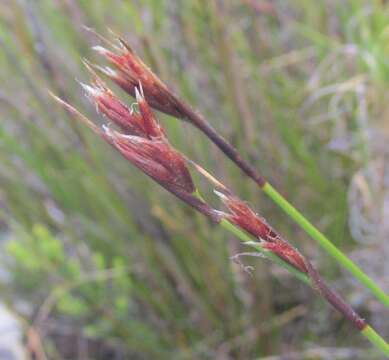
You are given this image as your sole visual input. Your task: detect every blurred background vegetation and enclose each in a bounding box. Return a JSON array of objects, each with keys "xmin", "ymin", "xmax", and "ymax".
[{"xmin": 0, "ymin": 0, "xmax": 388, "ymax": 359}]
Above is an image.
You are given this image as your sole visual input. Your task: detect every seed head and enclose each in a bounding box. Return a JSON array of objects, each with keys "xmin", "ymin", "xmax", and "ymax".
[
  {"xmin": 80, "ymin": 76, "xmax": 165, "ymax": 140},
  {"xmin": 92, "ymin": 37, "xmax": 182, "ymax": 118},
  {"xmin": 52, "ymin": 84, "xmax": 195, "ymax": 196},
  {"xmin": 216, "ymin": 192, "xmax": 277, "ymax": 241},
  {"xmin": 102, "ymin": 126, "xmax": 195, "ymax": 194},
  {"xmin": 79, "ymin": 80, "xmax": 144, "ymax": 136},
  {"xmin": 216, "ymin": 192, "xmax": 308, "ymax": 273}
]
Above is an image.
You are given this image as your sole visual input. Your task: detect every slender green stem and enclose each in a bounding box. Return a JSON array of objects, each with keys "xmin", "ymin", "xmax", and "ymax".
[
  {"xmin": 263, "ymin": 182, "xmax": 389, "ymax": 309},
  {"xmin": 362, "ymin": 326, "xmax": 389, "ymax": 357}
]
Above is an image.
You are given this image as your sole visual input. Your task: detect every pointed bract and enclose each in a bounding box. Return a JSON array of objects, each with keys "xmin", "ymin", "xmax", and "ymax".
[{"xmin": 135, "ymin": 86, "xmax": 165, "ymax": 139}]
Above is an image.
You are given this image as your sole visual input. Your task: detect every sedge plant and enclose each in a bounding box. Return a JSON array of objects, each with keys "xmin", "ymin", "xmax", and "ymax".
[
  {"xmin": 51, "ymin": 69, "xmax": 389, "ymax": 356},
  {"xmin": 85, "ymin": 31, "xmax": 389, "ymax": 309}
]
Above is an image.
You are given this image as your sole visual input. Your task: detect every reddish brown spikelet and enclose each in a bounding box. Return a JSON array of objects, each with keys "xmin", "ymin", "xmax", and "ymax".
[
  {"xmin": 103, "ymin": 129, "xmax": 195, "ymax": 194},
  {"xmin": 82, "ymin": 83, "xmax": 195, "ymax": 194},
  {"xmin": 92, "ymin": 39, "xmax": 182, "ymax": 118},
  {"xmin": 80, "ymin": 80, "xmax": 146, "ymax": 136},
  {"xmin": 218, "ymin": 192, "xmax": 308, "ymax": 272},
  {"xmin": 262, "ymin": 240, "xmax": 308, "ymax": 273},
  {"xmin": 51, "ymin": 88, "xmax": 222, "ymax": 221},
  {"xmin": 135, "ymin": 86, "xmax": 165, "ymax": 139},
  {"xmin": 94, "ymin": 41, "xmax": 145, "ymax": 79},
  {"xmin": 81, "ymin": 79, "xmax": 167, "ymax": 140},
  {"xmin": 55, "ymin": 79, "xmax": 194, "ymax": 194},
  {"xmin": 101, "ymin": 124, "xmax": 220, "ymax": 220},
  {"xmin": 219, "ymin": 193, "xmax": 276, "ymax": 240}
]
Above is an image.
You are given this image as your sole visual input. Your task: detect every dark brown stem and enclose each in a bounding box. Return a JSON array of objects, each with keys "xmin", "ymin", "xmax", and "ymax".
[
  {"xmin": 305, "ymin": 261, "xmax": 367, "ymax": 331},
  {"xmin": 175, "ymin": 101, "xmax": 267, "ymax": 187}
]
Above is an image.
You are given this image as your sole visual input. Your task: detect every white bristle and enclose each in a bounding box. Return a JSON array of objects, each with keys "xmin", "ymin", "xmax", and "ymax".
[
  {"xmin": 79, "ymin": 82, "xmax": 102, "ymax": 97},
  {"xmin": 92, "ymin": 45, "xmax": 111, "ymax": 55},
  {"xmin": 102, "ymin": 66, "xmax": 117, "ymax": 77},
  {"xmin": 213, "ymin": 190, "xmax": 228, "ymax": 201},
  {"xmin": 134, "ymin": 87, "xmax": 143, "ymax": 102},
  {"xmin": 102, "ymin": 124, "xmax": 112, "ymax": 135},
  {"xmin": 138, "ymin": 81, "xmax": 145, "ymax": 97}
]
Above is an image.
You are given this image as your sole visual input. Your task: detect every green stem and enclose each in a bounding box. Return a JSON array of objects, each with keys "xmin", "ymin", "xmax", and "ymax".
[
  {"xmin": 263, "ymin": 182, "xmax": 389, "ymax": 309},
  {"xmin": 362, "ymin": 326, "xmax": 389, "ymax": 357}
]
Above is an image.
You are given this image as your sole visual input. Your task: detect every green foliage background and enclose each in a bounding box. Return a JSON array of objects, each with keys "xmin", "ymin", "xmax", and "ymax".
[{"xmin": 0, "ymin": 1, "xmax": 388, "ymax": 359}]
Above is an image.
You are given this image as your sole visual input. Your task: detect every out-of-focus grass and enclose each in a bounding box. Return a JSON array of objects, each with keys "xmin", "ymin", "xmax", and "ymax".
[{"xmin": 0, "ymin": 1, "xmax": 388, "ymax": 359}]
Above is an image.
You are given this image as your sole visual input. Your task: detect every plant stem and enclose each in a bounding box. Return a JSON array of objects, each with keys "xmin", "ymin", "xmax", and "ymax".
[
  {"xmin": 362, "ymin": 326, "xmax": 389, "ymax": 357},
  {"xmin": 176, "ymin": 101, "xmax": 389, "ymax": 309},
  {"xmin": 262, "ymin": 182, "xmax": 389, "ymax": 308},
  {"xmin": 178, "ymin": 102, "xmax": 266, "ymax": 187},
  {"xmin": 219, "ymin": 219, "xmax": 389, "ymax": 358}
]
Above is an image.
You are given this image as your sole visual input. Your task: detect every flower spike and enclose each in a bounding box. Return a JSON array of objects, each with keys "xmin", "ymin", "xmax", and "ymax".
[
  {"xmin": 91, "ymin": 36, "xmax": 182, "ymax": 118},
  {"xmin": 80, "ymin": 79, "xmax": 146, "ymax": 136},
  {"xmin": 216, "ymin": 191, "xmax": 308, "ymax": 273},
  {"xmin": 51, "ymin": 85, "xmax": 221, "ymax": 222},
  {"xmin": 102, "ymin": 127, "xmax": 194, "ymax": 194}
]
